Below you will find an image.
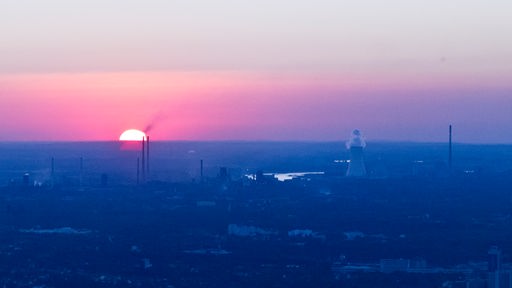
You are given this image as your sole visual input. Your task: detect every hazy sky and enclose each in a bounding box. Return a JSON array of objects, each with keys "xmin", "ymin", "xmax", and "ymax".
[{"xmin": 1, "ymin": 0, "xmax": 511, "ymax": 142}]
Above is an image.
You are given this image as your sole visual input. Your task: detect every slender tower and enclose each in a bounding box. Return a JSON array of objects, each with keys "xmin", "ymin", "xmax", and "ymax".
[
  {"xmin": 449, "ymin": 125, "xmax": 453, "ymax": 170},
  {"xmin": 141, "ymin": 136, "xmax": 145, "ymax": 182},
  {"xmin": 346, "ymin": 129, "xmax": 367, "ymax": 177},
  {"xmin": 51, "ymin": 157, "xmax": 55, "ymax": 187},
  {"xmin": 79, "ymin": 157, "xmax": 83, "ymax": 187},
  {"xmin": 146, "ymin": 135, "xmax": 150, "ymax": 178},
  {"xmin": 488, "ymin": 246, "xmax": 501, "ymax": 288},
  {"xmin": 200, "ymin": 159, "xmax": 204, "ymax": 183}
]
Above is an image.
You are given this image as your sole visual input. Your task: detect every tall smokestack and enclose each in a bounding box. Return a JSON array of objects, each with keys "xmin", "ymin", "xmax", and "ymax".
[
  {"xmin": 79, "ymin": 157, "xmax": 83, "ymax": 187},
  {"xmin": 346, "ymin": 129, "xmax": 367, "ymax": 177},
  {"xmin": 200, "ymin": 159, "xmax": 204, "ymax": 183},
  {"xmin": 51, "ymin": 157, "xmax": 55, "ymax": 186},
  {"xmin": 141, "ymin": 136, "xmax": 145, "ymax": 182},
  {"xmin": 146, "ymin": 135, "xmax": 150, "ymax": 178},
  {"xmin": 449, "ymin": 125, "xmax": 453, "ymax": 170}
]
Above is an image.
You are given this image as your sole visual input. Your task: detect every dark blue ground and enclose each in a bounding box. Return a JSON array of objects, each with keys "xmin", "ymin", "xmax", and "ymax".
[{"xmin": 0, "ymin": 141, "xmax": 511, "ymax": 287}]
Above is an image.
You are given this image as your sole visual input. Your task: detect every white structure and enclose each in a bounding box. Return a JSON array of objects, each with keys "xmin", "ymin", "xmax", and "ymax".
[
  {"xmin": 488, "ymin": 246, "xmax": 512, "ymax": 288},
  {"xmin": 346, "ymin": 129, "xmax": 367, "ymax": 177}
]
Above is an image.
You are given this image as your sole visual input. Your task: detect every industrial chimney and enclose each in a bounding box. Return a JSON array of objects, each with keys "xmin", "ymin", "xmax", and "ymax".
[
  {"xmin": 140, "ymin": 135, "xmax": 150, "ymax": 183},
  {"xmin": 346, "ymin": 129, "xmax": 367, "ymax": 177},
  {"xmin": 141, "ymin": 136, "xmax": 145, "ymax": 182},
  {"xmin": 448, "ymin": 125, "xmax": 453, "ymax": 171}
]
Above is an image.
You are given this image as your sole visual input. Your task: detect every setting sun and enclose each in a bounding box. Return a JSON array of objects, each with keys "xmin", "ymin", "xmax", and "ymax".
[{"xmin": 119, "ymin": 129, "xmax": 146, "ymax": 141}]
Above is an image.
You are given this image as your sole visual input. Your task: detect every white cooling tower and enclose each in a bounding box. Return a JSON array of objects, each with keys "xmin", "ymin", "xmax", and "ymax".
[{"xmin": 346, "ymin": 129, "xmax": 367, "ymax": 177}]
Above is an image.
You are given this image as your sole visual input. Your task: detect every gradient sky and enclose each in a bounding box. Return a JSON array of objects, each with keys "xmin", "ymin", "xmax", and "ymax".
[{"xmin": 1, "ymin": 0, "xmax": 511, "ymax": 143}]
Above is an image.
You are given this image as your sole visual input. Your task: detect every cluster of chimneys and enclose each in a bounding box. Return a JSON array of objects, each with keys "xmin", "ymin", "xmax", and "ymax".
[
  {"xmin": 133, "ymin": 127, "xmax": 454, "ymax": 182},
  {"xmin": 138, "ymin": 135, "xmax": 150, "ymax": 184}
]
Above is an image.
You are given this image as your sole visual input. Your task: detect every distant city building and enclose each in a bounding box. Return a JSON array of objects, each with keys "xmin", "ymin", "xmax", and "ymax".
[
  {"xmin": 488, "ymin": 246, "xmax": 512, "ymax": 288},
  {"xmin": 219, "ymin": 167, "xmax": 230, "ymax": 182},
  {"xmin": 22, "ymin": 173, "xmax": 30, "ymax": 185},
  {"xmin": 500, "ymin": 272, "xmax": 512, "ymax": 288},
  {"xmin": 465, "ymin": 278, "xmax": 487, "ymax": 288},
  {"xmin": 489, "ymin": 246, "xmax": 502, "ymax": 273},
  {"xmin": 101, "ymin": 173, "xmax": 108, "ymax": 187},
  {"xmin": 489, "ymin": 271, "xmax": 512, "ymax": 288},
  {"xmin": 409, "ymin": 258, "xmax": 428, "ymax": 270},
  {"xmin": 380, "ymin": 259, "xmax": 410, "ymax": 273}
]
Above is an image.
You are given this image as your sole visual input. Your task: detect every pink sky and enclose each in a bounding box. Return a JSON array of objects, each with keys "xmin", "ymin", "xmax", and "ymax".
[
  {"xmin": 0, "ymin": 71, "xmax": 510, "ymax": 143},
  {"xmin": 1, "ymin": 1, "xmax": 511, "ymax": 143}
]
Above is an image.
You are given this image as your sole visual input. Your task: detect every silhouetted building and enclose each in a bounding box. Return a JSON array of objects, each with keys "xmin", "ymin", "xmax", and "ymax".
[
  {"xmin": 489, "ymin": 271, "xmax": 512, "ymax": 288},
  {"xmin": 218, "ymin": 167, "xmax": 230, "ymax": 183},
  {"xmin": 380, "ymin": 259, "xmax": 409, "ymax": 273},
  {"xmin": 101, "ymin": 173, "xmax": 108, "ymax": 187},
  {"xmin": 501, "ymin": 273, "xmax": 512, "ymax": 288},
  {"xmin": 489, "ymin": 246, "xmax": 501, "ymax": 288},
  {"xmin": 465, "ymin": 278, "xmax": 487, "ymax": 288},
  {"xmin": 23, "ymin": 173, "xmax": 30, "ymax": 185}
]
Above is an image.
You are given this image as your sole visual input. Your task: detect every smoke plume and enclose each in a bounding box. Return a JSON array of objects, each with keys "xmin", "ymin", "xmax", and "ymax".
[
  {"xmin": 144, "ymin": 111, "xmax": 167, "ymax": 134},
  {"xmin": 346, "ymin": 129, "xmax": 366, "ymax": 149}
]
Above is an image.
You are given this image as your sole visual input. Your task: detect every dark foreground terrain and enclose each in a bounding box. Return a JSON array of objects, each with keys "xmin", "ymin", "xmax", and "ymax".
[{"xmin": 0, "ymin": 141, "xmax": 511, "ymax": 287}]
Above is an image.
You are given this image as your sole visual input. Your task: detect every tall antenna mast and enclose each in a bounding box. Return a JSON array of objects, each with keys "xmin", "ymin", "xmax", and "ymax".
[
  {"xmin": 200, "ymin": 159, "xmax": 204, "ymax": 183},
  {"xmin": 146, "ymin": 135, "xmax": 150, "ymax": 178},
  {"xmin": 51, "ymin": 157, "xmax": 55, "ymax": 187},
  {"xmin": 449, "ymin": 125, "xmax": 453, "ymax": 170},
  {"xmin": 79, "ymin": 157, "xmax": 83, "ymax": 187}
]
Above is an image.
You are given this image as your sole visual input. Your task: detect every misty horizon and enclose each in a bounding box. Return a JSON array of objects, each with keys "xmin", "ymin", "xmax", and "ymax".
[{"xmin": 0, "ymin": 138, "xmax": 510, "ymax": 145}]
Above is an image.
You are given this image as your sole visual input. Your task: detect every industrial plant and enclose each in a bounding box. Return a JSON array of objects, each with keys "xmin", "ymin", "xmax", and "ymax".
[
  {"xmin": 0, "ymin": 127, "xmax": 512, "ymax": 287},
  {"xmin": 346, "ymin": 129, "xmax": 367, "ymax": 177}
]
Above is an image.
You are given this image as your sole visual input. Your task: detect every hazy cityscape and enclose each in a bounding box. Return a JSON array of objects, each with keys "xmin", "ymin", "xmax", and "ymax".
[
  {"xmin": 0, "ymin": 132, "xmax": 511, "ymax": 287},
  {"xmin": 2, "ymin": 1, "xmax": 512, "ymax": 287}
]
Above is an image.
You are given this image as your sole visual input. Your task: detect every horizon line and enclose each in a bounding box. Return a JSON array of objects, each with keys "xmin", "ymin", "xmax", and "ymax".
[{"xmin": 0, "ymin": 139, "xmax": 510, "ymax": 146}]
